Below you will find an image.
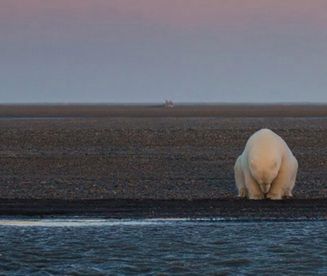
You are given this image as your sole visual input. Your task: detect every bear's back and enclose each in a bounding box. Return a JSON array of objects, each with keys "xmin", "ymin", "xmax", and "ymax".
[{"xmin": 245, "ymin": 128, "xmax": 284, "ymax": 163}]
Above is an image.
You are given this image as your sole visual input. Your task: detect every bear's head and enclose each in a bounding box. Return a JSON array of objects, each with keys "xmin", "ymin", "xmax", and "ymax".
[{"xmin": 250, "ymin": 157, "xmax": 281, "ymax": 194}]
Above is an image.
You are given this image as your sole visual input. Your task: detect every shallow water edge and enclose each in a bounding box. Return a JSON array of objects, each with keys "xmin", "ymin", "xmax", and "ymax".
[{"xmin": 1, "ymin": 219, "xmax": 327, "ymax": 274}]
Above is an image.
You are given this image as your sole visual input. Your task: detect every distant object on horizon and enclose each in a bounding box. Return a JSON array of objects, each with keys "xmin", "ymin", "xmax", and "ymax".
[{"xmin": 164, "ymin": 100, "xmax": 175, "ymax": 108}]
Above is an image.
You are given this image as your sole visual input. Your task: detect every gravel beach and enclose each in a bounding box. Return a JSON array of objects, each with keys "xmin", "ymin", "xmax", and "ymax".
[{"xmin": 0, "ymin": 105, "xmax": 326, "ymax": 217}]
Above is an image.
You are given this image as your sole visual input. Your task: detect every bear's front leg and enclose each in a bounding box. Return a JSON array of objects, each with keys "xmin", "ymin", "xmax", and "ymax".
[
  {"xmin": 267, "ymin": 169, "xmax": 289, "ymax": 200},
  {"xmin": 244, "ymin": 174, "xmax": 264, "ymax": 200},
  {"xmin": 266, "ymin": 192, "xmax": 283, "ymax": 200}
]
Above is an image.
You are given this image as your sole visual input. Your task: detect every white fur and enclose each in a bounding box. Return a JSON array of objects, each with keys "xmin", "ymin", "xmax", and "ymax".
[{"xmin": 234, "ymin": 129, "xmax": 298, "ymax": 200}]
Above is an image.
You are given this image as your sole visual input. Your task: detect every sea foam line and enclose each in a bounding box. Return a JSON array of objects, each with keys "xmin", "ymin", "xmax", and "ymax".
[
  {"xmin": 0, "ymin": 217, "xmax": 324, "ymax": 227},
  {"xmin": 0, "ymin": 217, "xmax": 226, "ymax": 227}
]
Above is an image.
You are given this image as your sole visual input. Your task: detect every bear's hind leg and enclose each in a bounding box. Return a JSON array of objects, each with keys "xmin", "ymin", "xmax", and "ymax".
[
  {"xmin": 284, "ymin": 189, "xmax": 293, "ymax": 199},
  {"xmin": 284, "ymin": 157, "xmax": 298, "ymax": 199},
  {"xmin": 234, "ymin": 156, "xmax": 247, "ymax": 198},
  {"xmin": 268, "ymin": 156, "xmax": 298, "ymax": 200},
  {"xmin": 283, "ymin": 172, "xmax": 297, "ymax": 199},
  {"xmin": 238, "ymin": 187, "xmax": 247, "ymax": 198}
]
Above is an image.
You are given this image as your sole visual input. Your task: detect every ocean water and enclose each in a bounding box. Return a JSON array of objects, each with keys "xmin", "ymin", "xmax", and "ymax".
[{"xmin": 0, "ymin": 218, "xmax": 326, "ymax": 275}]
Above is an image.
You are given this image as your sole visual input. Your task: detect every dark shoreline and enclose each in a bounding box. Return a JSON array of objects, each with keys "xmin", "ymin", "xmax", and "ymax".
[{"xmin": 0, "ymin": 199, "xmax": 327, "ymax": 219}]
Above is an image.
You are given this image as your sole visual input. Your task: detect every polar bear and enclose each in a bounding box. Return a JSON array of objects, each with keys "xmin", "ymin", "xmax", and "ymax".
[{"xmin": 234, "ymin": 128, "xmax": 298, "ymax": 200}]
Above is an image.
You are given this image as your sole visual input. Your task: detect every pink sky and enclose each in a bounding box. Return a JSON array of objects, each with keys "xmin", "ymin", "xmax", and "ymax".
[
  {"xmin": 1, "ymin": 0, "xmax": 326, "ymax": 29},
  {"xmin": 1, "ymin": 0, "xmax": 327, "ymax": 103}
]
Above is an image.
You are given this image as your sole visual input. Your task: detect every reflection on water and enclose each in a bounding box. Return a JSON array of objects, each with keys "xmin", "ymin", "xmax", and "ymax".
[
  {"xmin": 0, "ymin": 218, "xmax": 326, "ymax": 274},
  {"xmin": 0, "ymin": 218, "xmax": 189, "ymax": 227}
]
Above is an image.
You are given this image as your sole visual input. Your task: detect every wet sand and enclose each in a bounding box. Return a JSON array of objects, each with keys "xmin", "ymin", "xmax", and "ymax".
[
  {"xmin": 0, "ymin": 104, "xmax": 326, "ymax": 217},
  {"xmin": 0, "ymin": 199, "xmax": 327, "ymax": 219}
]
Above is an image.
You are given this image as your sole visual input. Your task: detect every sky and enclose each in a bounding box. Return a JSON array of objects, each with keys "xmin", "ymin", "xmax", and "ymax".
[{"xmin": 1, "ymin": 0, "xmax": 327, "ymax": 103}]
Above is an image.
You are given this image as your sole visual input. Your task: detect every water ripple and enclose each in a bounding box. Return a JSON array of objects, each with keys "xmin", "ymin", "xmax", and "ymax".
[{"xmin": 0, "ymin": 219, "xmax": 326, "ymax": 274}]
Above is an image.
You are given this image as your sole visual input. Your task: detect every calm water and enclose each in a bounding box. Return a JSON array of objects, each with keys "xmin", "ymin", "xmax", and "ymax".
[{"xmin": 0, "ymin": 218, "xmax": 326, "ymax": 275}]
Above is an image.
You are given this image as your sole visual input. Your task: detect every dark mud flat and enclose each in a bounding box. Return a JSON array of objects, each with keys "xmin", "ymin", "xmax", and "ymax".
[
  {"xmin": 0, "ymin": 105, "xmax": 327, "ymax": 218},
  {"xmin": 0, "ymin": 199, "xmax": 327, "ymax": 219}
]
